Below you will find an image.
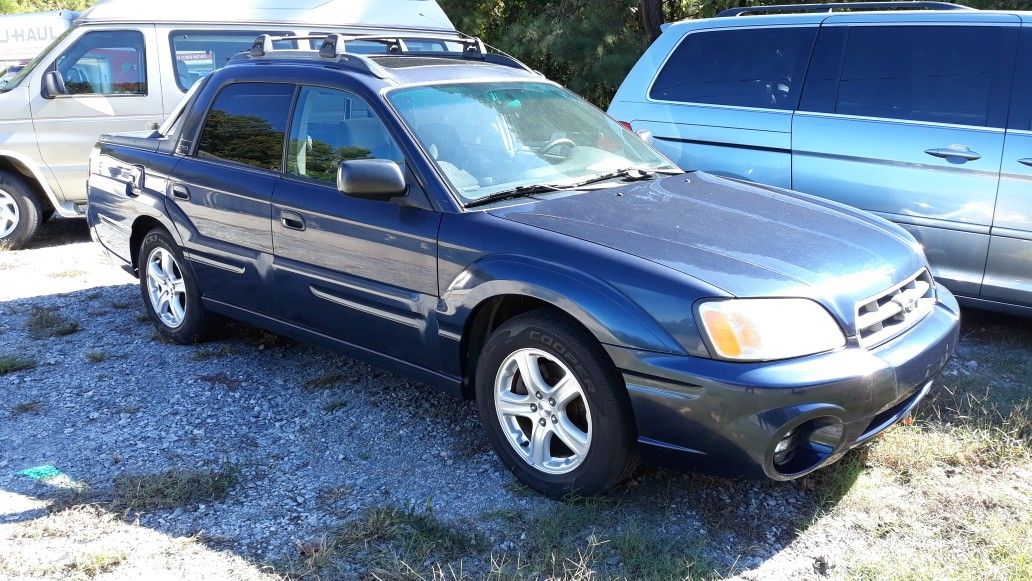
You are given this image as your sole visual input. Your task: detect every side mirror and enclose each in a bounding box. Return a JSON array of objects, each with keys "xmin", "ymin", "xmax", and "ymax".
[
  {"xmin": 42, "ymin": 70, "xmax": 67, "ymax": 99},
  {"xmin": 337, "ymin": 159, "xmax": 406, "ymax": 201}
]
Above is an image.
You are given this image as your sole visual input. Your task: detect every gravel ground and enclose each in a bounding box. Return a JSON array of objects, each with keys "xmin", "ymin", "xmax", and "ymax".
[{"xmin": 1, "ymin": 220, "xmax": 1029, "ymax": 580}]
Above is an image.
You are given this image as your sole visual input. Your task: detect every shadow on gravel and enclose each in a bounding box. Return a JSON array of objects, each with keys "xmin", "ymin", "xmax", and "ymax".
[
  {"xmin": 1, "ymin": 275, "xmax": 1027, "ymax": 578},
  {"xmin": 18, "ymin": 217, "xmax": 92, "ymax": 250}
]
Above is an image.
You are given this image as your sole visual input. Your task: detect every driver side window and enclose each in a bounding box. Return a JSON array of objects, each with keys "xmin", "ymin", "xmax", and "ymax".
[
  {"xmin": 286, "ymin": 86, "xmax": 403, "ymax": 184},
  {"xmin": 54, "ymin": 30, "xmax": 146, "ymax": 96}
]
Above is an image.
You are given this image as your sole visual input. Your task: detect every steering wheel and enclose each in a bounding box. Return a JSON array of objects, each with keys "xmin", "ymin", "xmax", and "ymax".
[{"xmin": 540, "ymin": 138, "xmax": 577, "ymax": 161}]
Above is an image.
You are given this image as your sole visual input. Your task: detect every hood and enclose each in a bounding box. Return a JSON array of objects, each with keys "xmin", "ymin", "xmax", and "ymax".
[{"xmin": 489, "ymin": 172, "xmax": 927, "ymax": 326}]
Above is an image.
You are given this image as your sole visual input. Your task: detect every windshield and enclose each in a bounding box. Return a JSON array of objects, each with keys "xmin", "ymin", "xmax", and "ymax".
[
  {"xmin": 387, "ymin": 82, "xmax": 677, "ymax": 203},
  {"xmin": 0, "ymin": 27, "xmax": 74, "ymax": 93}
]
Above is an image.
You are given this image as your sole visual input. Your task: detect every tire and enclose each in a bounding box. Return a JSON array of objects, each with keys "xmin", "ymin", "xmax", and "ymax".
[
  {"xmin": 138, "ymin": 228, "xmax": 213, "ymax": 344},
  {"xmin": 0, "ymin": 171, "xmax": 44, "ymax": 249},
  {"xmin": 475, "ymin": 309, "xmax": 638, "ymax": 498}
]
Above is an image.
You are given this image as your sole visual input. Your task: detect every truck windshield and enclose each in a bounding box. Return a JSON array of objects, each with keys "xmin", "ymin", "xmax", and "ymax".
[
  {"xmin": 387, "ymin": 82, "xmax": 677, "ymax": 204},
  {"xmin": 0, "ymin": 27, "xmax": 74, "ymax": 93}
]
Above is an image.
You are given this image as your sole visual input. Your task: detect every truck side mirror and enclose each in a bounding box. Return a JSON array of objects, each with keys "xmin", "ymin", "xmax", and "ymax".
[
  {"xmin": 337, "ymin": 159, "xmax": 407, "ymax": 201},
  {"xmin": 42, "ymin": 70, "xmax": 68, "ymax": 99}
]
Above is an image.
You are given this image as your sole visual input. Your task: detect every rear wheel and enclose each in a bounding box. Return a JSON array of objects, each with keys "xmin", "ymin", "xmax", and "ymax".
[
  {"xmin": 476, "ymin": 309, "xmax": 638, "ymax": 498},
  {"xmin": 138, "ymin": 228, "xmax": 213, "ymax": 344},
  {"xmin": 0, "ymin": 171, "xmax": 43, "ymax": 249}
]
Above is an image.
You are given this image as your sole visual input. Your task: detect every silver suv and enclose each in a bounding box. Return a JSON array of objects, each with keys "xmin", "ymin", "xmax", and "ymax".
[{"xmin": 609, "ymin": 2, "xmax": 1032, "ymax": 315}]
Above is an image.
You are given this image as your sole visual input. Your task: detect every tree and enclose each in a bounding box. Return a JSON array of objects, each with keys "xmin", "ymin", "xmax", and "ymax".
[{"xmin": 0, "ymin": 0, "xmax": 95, "ymax": 13}]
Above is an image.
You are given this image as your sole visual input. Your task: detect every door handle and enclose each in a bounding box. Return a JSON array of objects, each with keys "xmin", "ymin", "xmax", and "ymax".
[
  {"xmin": 170, "ymin": 184, "xmax": 190, "ymax": 201},
  {"xmin": 924, "ymin": 146, "xmax": 981, "ymax": 162},
  {"xmin": 1018, "ymin": 158, "xmax": 1032, "ymax": 168},
  {"xmin": 280, "ymin": 211, "xmax": 306, "ymax": 231}
]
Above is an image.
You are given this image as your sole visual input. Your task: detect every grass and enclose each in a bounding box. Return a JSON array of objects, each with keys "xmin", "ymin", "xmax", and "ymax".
[
  {"xmin": 68, "ymin": 551, "xmax": 125, "ymax": 578},
  {"xmin": 111, "ymin": 468, "xmax": 238, "ymax": 512},
  {"xmin": 110, "ymin": 300, "xmax": 133, "ymax": 310},
  {"xmin": 85, "ymin": 350, "xmax": 107, "ymax": 363},
  {"xmin": 52, "ymin": 268, "xmax": 87, "ymax": 279},
  {"xmin": 10, "ymin": 400, "xmax": 44, "ymax": 416},
  {"xmin": 0, "ymin": 354, "xmax": 36, "ymax": 375},
  {"xmin": 26, "ymin": 307, "xmax": 79, "ymax": 339},
  {"xmin": 197, "ymin": 372, "xmax": 243, "ymax": 390},
  {"xmin": 193, "ymin": 344, "xmax": 236, "ymax": 361}
]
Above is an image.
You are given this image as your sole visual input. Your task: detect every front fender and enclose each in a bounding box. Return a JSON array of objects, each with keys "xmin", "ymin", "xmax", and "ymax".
[{"xmin": 436, "ymin": 254, "xmax": 686, "ymax": 376}]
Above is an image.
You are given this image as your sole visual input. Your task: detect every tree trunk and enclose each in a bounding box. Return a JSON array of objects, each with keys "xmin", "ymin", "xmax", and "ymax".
[{"xmin": 638, "ymin": 0, "xmax": 664, "ymax": 41}]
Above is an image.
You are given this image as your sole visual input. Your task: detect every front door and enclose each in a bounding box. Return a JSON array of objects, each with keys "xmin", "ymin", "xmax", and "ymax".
[
  {"xmin": 270, "ymin": 85, "xmax": 441, "ymax": 367},
  {"xmin": 792, "ymin": 20, "xmax": 1019, "ymax": 298},
  {"xmin": 29, "ymin": 27, "xmax": 164, "ymax": 204},
  {"xmin": 167, "ymin": 81, "xmax": 296, "ymax": 315}
]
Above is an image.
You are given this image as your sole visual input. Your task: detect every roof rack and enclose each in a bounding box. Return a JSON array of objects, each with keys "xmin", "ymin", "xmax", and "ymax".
[
  {"xmin": 240, "ymin": 33, "xmax": 534, "ymax": 77},
  {"xmin": 717, "ymin": 2, "xmax": 974, "ymax": 17}
]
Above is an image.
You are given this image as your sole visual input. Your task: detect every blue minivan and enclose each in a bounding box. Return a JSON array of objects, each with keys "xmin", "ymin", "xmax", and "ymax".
[{"xmin": 610, "ymin": 2, "xmax": 1032, "ymax": 315}]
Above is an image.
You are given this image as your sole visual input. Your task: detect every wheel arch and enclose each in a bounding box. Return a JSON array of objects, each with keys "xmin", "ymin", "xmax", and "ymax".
[
  {"xmin": 129, "ymin": 215, "xmax": 184, "ymax": 274},
  {"xmin": 442, "ymin": 255, "xmax": 685, "ymax": 398},
  {"xmin": 0, "ymin": 151, "xmax": 67, "ymax": 217}
]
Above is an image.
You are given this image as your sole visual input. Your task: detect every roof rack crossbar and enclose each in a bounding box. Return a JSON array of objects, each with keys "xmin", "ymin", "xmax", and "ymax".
[
  {"xmin": 241, "ymin": 33, "xmax": 534, "ymax": 75},
  {"xmin": 717, "ymin": 2, "xmax": 974, "ymax": 17}
]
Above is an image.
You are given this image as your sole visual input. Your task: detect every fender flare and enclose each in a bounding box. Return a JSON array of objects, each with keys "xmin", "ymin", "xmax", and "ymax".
[
  {"xmin": 438, "ymin": 254, "xmax": 685, "ymax": 357},
  {"xmin": 0, "ymin": 149, "xmax": 77, "ymax": 217}
]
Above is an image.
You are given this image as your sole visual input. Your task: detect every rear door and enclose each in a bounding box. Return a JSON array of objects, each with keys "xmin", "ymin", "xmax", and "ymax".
[
  {"xmin": 29, "ymin": 26, "xmax": 164, "ymax": 204},
  {"xmin": 167, "ymin": 80, "xmax": 296, "ymax": 315},
  {"xmin": 632, "ymin": 24, "xmax": 818, "ymax": 188},
  {"xmin": 984, "ymin": 26, "xmax": 1032, "ymax": 308},
  {"xmin": 270, "ymin": 85, "xmax": 441, "ymax": 368},
  {"xmin": 792, "ymin": 16, "xmax": 1020, "ymax": 298}
]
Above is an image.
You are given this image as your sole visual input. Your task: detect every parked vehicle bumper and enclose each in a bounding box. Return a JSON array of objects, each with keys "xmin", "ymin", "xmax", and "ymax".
[{"xmin": 605, "ymin": 287, "xmax": 961, "ymax": 480}]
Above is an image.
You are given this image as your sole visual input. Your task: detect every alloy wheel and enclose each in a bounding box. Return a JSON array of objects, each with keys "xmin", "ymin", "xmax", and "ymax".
[
  {"xmin": 0, "ymin": 189, "xmax": 20, "ymax": 239},
  {"xmin": 494, "ymin": 348, "xmax": 592, "ymax": 474},
  {"xmin": 145, "ymin": 247, "xmax": 187, "ymax": 328}
]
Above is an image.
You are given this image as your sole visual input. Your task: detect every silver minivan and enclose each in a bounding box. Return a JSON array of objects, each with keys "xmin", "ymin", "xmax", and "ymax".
[
  {"xmin": 609, "ymin": 2, "xmax": 1032, "ymax": 315},
  {"xmin": 0, "ymin": 0, "xmax": 458, "ymax": 247}
]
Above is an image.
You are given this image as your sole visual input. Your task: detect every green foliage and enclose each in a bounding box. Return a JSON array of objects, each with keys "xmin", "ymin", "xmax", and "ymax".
[{"xmin": 0, "ymin": 0, "xmax": 95, "ymax": 13}]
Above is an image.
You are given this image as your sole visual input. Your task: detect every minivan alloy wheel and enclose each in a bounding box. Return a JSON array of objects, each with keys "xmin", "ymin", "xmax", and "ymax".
[
  {"xmin": 0, "ymin": 189, "xmax": 20, "ymax": 239},
  {"xmin": 494, "ymin": 348, "xmax": 593, "ymax": 474},
  {"xmin": 146, "ymin": 247, "xmax": 187, "ymax": 328}
]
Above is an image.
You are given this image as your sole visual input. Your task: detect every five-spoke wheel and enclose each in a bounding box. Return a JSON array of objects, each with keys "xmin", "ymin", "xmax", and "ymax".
[
  {"xmin": 477, "ymin": 309, "xmax": 638, "ymax": 498},
  {"xmin": 145, "ymin": 247, "xmax": 187, "ymax": 328},
  {"xmin": 494, "ymin": 348, "xmax": 592, "ymax": 474}
]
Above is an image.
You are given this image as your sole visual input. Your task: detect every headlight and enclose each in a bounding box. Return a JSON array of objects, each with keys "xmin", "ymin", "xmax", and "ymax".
[{"xmin": 697, "ymin": 298, "xmax": 845, "ymax": 362}]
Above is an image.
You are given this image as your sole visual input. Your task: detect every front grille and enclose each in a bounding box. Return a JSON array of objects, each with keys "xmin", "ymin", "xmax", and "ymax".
[{"xmin": 856, "ymin": 270, "xmax": 935, "ymax": 347}]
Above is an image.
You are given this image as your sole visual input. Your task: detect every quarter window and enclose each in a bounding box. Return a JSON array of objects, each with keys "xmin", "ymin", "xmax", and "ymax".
[
  {"xmin": 53, "ymin": 30, "xmax": 146, "ymax": 95},
  {"xmin": 835, "ymin": 26, "xmax": 1014, "ymax": 127},
  {"xmin": 287, "ymin": 86, "xmax": 403, "ymax": 184},
  {"xmin": 196, "ymin": 82, "xmax": 295, "ymax": 172},
  {"xmin": 170, "ymin": 31, "xmax": 294, "ymax": 91},
  {"xmin": 650, "ymin": 27, "xmax": 817, "ymax": 110}
]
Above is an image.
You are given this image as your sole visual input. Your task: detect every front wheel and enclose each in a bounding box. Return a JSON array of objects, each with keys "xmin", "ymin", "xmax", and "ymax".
[
  {"xmin": 0, "ymin": 171, "xmax": 44, "ymax": 249},
  {"xmin": 138, "ymin": 228, "xmax": 213, "ymax": 344},
  {"xmin": 476, "ymin": 309, "xmax": 638, "ymax": 498}
]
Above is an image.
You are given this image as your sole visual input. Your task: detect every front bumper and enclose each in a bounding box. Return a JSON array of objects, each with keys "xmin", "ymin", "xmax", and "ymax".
[{"xmin": 606, "ymin": 287, "xmax": 961, "ymax": 480}]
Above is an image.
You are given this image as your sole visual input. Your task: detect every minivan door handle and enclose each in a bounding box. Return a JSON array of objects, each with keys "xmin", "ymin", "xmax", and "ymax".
[
  {"xmin": 280, "ymin": 210, "xmax": 306, "ymax": 231},
  {"xmin": 1017, "ymin": 158, "xmax": 1032, "ymax": 168},
  {"xmin": 170, "ymin": 184, "xmax": 190, "ymax": 201},
  {"xmin": 924, "ymin": 146, "xmax": 981, "ymax": 162}
]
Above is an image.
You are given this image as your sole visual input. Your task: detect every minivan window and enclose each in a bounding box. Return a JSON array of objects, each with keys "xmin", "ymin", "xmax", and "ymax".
[
  {"xmin": 170, "ymin": 31, "xmax": 295, "ymax": 91},
  {"xmin": 835, "ymin": 26, "xmax": 1015, "ymax": 127},
  {"xmin": 650, "ymin": 27, "xmax": 817, "ymax": 110},
  {"xmin": 53, "ymin": 30, "xmax": 146, "ymax": 95},
  {"xmin": 287, "ymin": 86, "xmax": 403, "ymax": 184},
  {"xmin": 195, "ymin": 82, "xmax": 295, "ymax": 172}
]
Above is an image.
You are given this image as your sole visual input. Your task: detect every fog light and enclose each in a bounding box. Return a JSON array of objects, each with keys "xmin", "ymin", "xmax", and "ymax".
[{"xmin": 773, "ymin": 430, "xmax": 799, "ymax": 466}]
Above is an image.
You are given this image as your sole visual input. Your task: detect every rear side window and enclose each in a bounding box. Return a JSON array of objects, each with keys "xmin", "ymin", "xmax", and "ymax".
[
  {"xmin": 196, "ymin": 82, "xmax": 295, "ymax": 172},
  {"xmin": 1009, "ymin": 28, "xmax": 1032, "ymax": 131},
  {"xmin": 170, "ymin": 31, "xmax": 294, "ymax": 91},
  {"xmin": 53, "ymin": 30, "xmax": 146, "ymax": 95},
  {"xmin": 834, "ymin": 26, "xmax": 1016, "ymax": 127},
  {"xmin": 649, "ymin": 27, "xmax": 817, "ymax": 110}
]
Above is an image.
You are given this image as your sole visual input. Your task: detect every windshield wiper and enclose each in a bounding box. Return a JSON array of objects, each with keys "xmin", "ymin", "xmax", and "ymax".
[
  {"xmin": 464, "ymin": 183, "xmax": 569, "ymax": 208},
  {"xmin": 566, "ymin": 166, "xmax": 681, "ymax": 189}
]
